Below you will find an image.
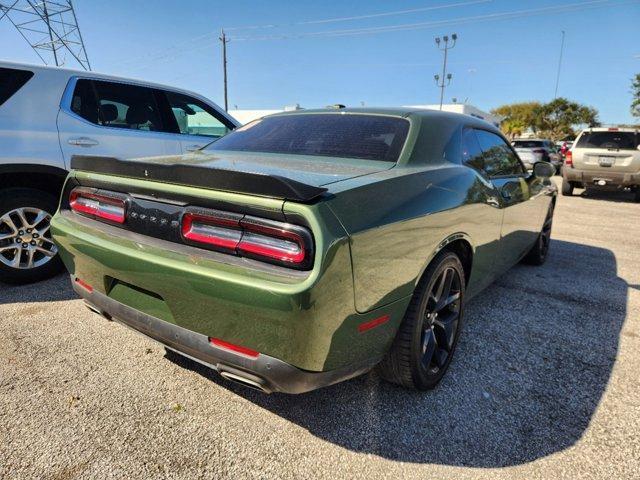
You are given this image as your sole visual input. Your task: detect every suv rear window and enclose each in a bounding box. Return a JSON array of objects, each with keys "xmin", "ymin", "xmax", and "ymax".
[
  {"xmin": 207, "ymin": 114, "xmax": 410, "ymax": 162},
  {"xmin": 0, "ymin": 67, "xmax": 34, "ymax": 106},
  {"xmin": 512, "ymin": 140, "xmax": 544, "ymax": 148},
  {"xmin": 576, "ymin": 131, "xmax": 639, "ymax": 150}
]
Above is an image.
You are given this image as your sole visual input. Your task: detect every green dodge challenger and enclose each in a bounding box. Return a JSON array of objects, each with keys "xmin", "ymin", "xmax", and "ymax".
[{"xmin": 50, "ymin": 108, "xmax": 557, "ymax": 394}]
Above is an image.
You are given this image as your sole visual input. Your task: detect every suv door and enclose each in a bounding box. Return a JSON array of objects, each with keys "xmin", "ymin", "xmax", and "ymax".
[
  {"xmin": 162, "ymin": 90, "xmax": 236, "ymax": 152},
  {"xmin": 57, "ymin": 78, "xmax": 183, "ymax": 163},
  {"xmin": 474, "ymin": 129, "xmax": 543, "ymax": 271}
]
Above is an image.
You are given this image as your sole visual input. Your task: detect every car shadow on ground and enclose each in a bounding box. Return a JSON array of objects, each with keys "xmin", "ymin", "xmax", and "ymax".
[
  {"xmin": 167, "ymin": 239, "xmax": 627, "ymax": 468},
  {"xmin": 573, "ymin": 187, "xmax": 638, "ymax": 203},
  {"xmin": 0, "ymin": 272, "xmax": 76, "ymax": 304}
]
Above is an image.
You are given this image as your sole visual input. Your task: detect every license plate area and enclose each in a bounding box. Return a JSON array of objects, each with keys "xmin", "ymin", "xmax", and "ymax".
[{"xmin": 598, "ymin": 156, "xmax": 615, "ymax": 167}]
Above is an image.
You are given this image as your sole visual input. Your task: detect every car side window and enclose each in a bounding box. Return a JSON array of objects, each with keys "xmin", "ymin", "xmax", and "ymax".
[
  {"xmin": 71, "ymin": 79, "xmax": 167, "ymax": 133},
  {"xmin": 164, "ymin": 90, "xmax": 233, "ymax": 138},
  {"xmin": 461, "ymin": 128, "xmax": 484, "ymax": 171},
  {"xmin": 475, "ymin": 129, "xmax": 525, "ymax": 177}
]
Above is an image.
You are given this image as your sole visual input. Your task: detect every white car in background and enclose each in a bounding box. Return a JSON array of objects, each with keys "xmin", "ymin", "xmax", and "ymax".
[
  {"xmin": 512, "ymin": 138, "xmax": 562, "ymax": 171},
  {"xmin": 0, "ymin": 61, "xmax": 239, "ymax": 283}
]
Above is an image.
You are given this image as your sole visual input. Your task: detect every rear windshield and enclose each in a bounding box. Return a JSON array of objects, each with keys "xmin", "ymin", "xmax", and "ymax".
[
  {"xmin": 0, "ymin": 67, "xmax": 34, "ymax": 106},
  {"xmin": 513, "ymin": 140, "xmax": 544, "ymax": 148},
  {"xmin": 206, "ymin": 114, "xmax": 410, "ymax": 162},
  {"xmin": 576, "ymin": 131, "xmax": 639, "ymax": 150}
]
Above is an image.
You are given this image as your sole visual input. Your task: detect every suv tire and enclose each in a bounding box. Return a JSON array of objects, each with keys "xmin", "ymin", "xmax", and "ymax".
[
  {"xmin": 377, "ymin": 250, "xmax": 465, "ymax": 390},
  {"xmin": 0, "ymin": 188, "xmax": 63, "ymax": 284},
  {"xmin": 561, "ymin": 178, "xmax": 574, "ymax": 196}
]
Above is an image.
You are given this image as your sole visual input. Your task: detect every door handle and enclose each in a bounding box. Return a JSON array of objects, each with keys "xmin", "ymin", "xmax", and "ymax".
[
  {"xmin": 185, "ymin": 144, "xmax": 203, "ymax": 152},
  {"xmin": 68, "ymin": 137, "xmax": 99, "ymax": 147},
  {"xmin": 486, "ymin": 197, "xmax": 500, "ymax": 208}
]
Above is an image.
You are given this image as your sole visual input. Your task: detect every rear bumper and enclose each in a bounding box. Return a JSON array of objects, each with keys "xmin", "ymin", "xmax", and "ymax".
[
  {"xmin": 74, "ymin": 278, "xmax": 380, "ymax": 394},
  {"xmin": 564, "ymin": 168, "xmax": 640, "ymax": 187}
]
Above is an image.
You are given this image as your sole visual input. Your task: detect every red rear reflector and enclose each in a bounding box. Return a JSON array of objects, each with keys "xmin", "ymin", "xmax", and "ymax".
[
  {"xmin": 358, "ymin": 314, "xmax": 390, "ymax": 333},
  {"xmin": 209, "ymin": 338, "xmax": 259, "ymax": 359},
  {"xmin": 565, "ymin": 150, "xmax": 573, "ymax": 166},
  {"xmin": 74, "ymin": 277, "xmax": 93, "ymax": 293},
  {"xmin": 70, "ymin": 189, "xmax": 126, "ymax": 224},
  {"xmin": 608, "ymin": 127, "xmax": 619, "ymax": 131}
]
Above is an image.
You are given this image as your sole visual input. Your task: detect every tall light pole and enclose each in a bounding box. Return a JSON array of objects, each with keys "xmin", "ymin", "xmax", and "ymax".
[
  {"xmin": 434, "ymin": 33, "xmax": 457, "ymax": 110},
  {"xmin": 219, "ymin": 28, "xmax": 229, "ymax": 111},
  {"xmin": 554, "ymin": 30, "xmax": 565, "ymax": 99}
]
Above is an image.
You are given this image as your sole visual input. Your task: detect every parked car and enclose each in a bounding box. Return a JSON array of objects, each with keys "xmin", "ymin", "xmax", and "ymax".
[
  {"xmin": 512, "ymin": 138, "xmax": 562, "ymax": 171},
  {"xmin": 51, "ymin": 108, "xmax": 556, "ymax": 394},
  {"xmin": 0, "ymin": 61, "xmax": 239, "ymax": 284},
  {"xmin": 562, "ymin": 127, "xmax": 640, "ymax": 201}
]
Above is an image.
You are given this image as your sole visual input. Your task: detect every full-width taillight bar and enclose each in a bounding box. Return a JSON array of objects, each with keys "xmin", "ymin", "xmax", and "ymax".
[
  {"xmin": 181, "ymin": 208, "xmax": 314, "ymax": 270},
  {"xmin": 69, "ymin": 188, "xmax": 127, "ymax": 224}
]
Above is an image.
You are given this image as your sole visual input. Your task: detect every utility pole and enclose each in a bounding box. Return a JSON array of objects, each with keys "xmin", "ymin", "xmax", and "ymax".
[
  {"xmin": 434, "ymin": 33, "xmax": 457, "ymax": 110},
  {"xmin": 219, "ymin": 28, "xmax": 229, "ymax": 111},
  {"xmin": 554, "ymin": 30, "xmax": 565, "ymax": 99}
]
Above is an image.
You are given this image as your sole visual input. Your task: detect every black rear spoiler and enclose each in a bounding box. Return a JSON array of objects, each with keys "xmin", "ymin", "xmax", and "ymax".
[{"xmin": 70, "ymin": 155, "xmax": 328, "ymax": 203}]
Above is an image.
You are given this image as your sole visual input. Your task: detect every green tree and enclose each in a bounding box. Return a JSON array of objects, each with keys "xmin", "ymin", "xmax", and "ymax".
[
  {"xmin": 537, "ymin": 97, "xmax": 599, "ymax": 140},
  {"xmin": 631, "ymin": 73, "xmax": 640, "ymax": 117},
  {"xmin": 492, "ymin": 98, "xmax": 599, "ymax": 141},
  {"xmin": 491, "ymin": 102, "xmax": 543, "ymax": 138}
]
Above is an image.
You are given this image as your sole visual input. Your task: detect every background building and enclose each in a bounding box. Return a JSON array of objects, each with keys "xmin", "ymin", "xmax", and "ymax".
[{"xmin": 229, "ymin": 103, "xmax": 501, "ymax": 126}]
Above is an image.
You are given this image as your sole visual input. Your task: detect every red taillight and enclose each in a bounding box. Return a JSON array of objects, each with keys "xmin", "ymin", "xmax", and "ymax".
[
  {"xmin": 181, "ymin": 209, "xmax": 312, "ymax": 269},
  {"xmin": 209, "ymin": 337, "xmax": 259, "ymax": 359},
  {"xmin": 70, "ymin": 188, "xmax": 126, "ymax": 224},
  {"xmin": 74, "ymin": 277, "xmax": 93, "ymax": 293},
  {"xmin": 237, "ymin": 218, "xmax": 306, "ymax": 265},
  {"xmin": 181, "ymin": 211, "xmax": 242, "ymax": 251},
  {"xmin": 565, "ymin": 150, "xmax": 573, "ymax": 166}
]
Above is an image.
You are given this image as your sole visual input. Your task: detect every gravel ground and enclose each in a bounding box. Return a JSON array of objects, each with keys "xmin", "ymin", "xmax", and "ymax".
[{"xmin": 1, "ymin": 178, "xmax": 639, "ymax": 479}]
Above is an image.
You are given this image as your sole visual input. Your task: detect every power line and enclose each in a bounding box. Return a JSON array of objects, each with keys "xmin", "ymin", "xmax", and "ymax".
[
  {"xmin": 225, "ymin": 0, "xmax": 491, "ymax": 31},
  {"xmin": 230, "ymin": 0, "xmax": 627, "ymax": 41}
]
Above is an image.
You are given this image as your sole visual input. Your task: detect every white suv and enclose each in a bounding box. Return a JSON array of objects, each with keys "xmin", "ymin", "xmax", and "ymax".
[
  {"xmin": 0, "ymin": 61, "xmax": 239, "ymax": 283},
  {"xmin": 562, "ymin": 127, "xmax": 640, "ymax": 201}
]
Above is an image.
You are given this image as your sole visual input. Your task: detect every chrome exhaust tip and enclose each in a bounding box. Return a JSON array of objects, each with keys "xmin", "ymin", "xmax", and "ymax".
[{"xmin": 218, "ymin": 368, "xmax": 270, "ymax": 393}]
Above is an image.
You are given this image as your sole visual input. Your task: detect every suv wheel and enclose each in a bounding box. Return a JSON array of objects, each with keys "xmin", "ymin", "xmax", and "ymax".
[
  {"xmin": 377, "ymin": 250, "xmax": 465, "ymax": 390},
  {"xmin": 561, "ymin": 178, "xmax": 574, "ymax": 196},
  {"xmin": 0, "ymin": 188, "xmax": 63, "ymax": 284}
]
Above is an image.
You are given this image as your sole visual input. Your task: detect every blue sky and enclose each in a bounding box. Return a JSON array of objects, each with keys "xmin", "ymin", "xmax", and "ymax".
[{"xmin": 2, "ymin": 0, "xmax": 639, "ymax": 123}]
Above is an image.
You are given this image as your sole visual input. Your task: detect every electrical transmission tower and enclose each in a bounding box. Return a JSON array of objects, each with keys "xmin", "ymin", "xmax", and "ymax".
[{"xmin": 0, "ymin": 0, "xmax": 91, "ymax": 70}]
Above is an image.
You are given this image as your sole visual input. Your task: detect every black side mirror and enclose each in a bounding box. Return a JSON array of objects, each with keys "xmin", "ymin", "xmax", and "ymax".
[{"xmin": 533, "ymin": 161, "xmax": 555, "ymax": 178}]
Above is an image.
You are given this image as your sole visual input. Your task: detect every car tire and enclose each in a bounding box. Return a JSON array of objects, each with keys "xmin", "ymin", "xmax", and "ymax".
[
  {"xmin": 0, "ymin": 188, "xmax": 63, "ymax": 284},
  {"xmin": 522, "ymin": 202, "xmax": 554, "ymax": 266},
  {"xmin": 377, "ymin": 250, "xmax": 465, "ymax": 390},
  {"xmin": 561, "ymin": 178, "xmax": 573, "ymax": 196},
  {"xmin": 634, "ymin": 188, "xmax": 640, "ymax": 203}
]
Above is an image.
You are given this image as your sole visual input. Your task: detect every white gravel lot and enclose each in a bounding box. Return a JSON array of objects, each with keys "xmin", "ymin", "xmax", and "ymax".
[{"xmin": 1, "ymin": 178, "xmax": 639, "ymax": 479}]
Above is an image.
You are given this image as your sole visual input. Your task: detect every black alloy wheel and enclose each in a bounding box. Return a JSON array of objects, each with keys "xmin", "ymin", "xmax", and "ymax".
[
  {"xmin": 523, "ymin": 202, "xmax": 554, "ymax": 266},
  {"xmin": 378, "ymin": 250, "xmax": 465, "ymax": 390}
]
